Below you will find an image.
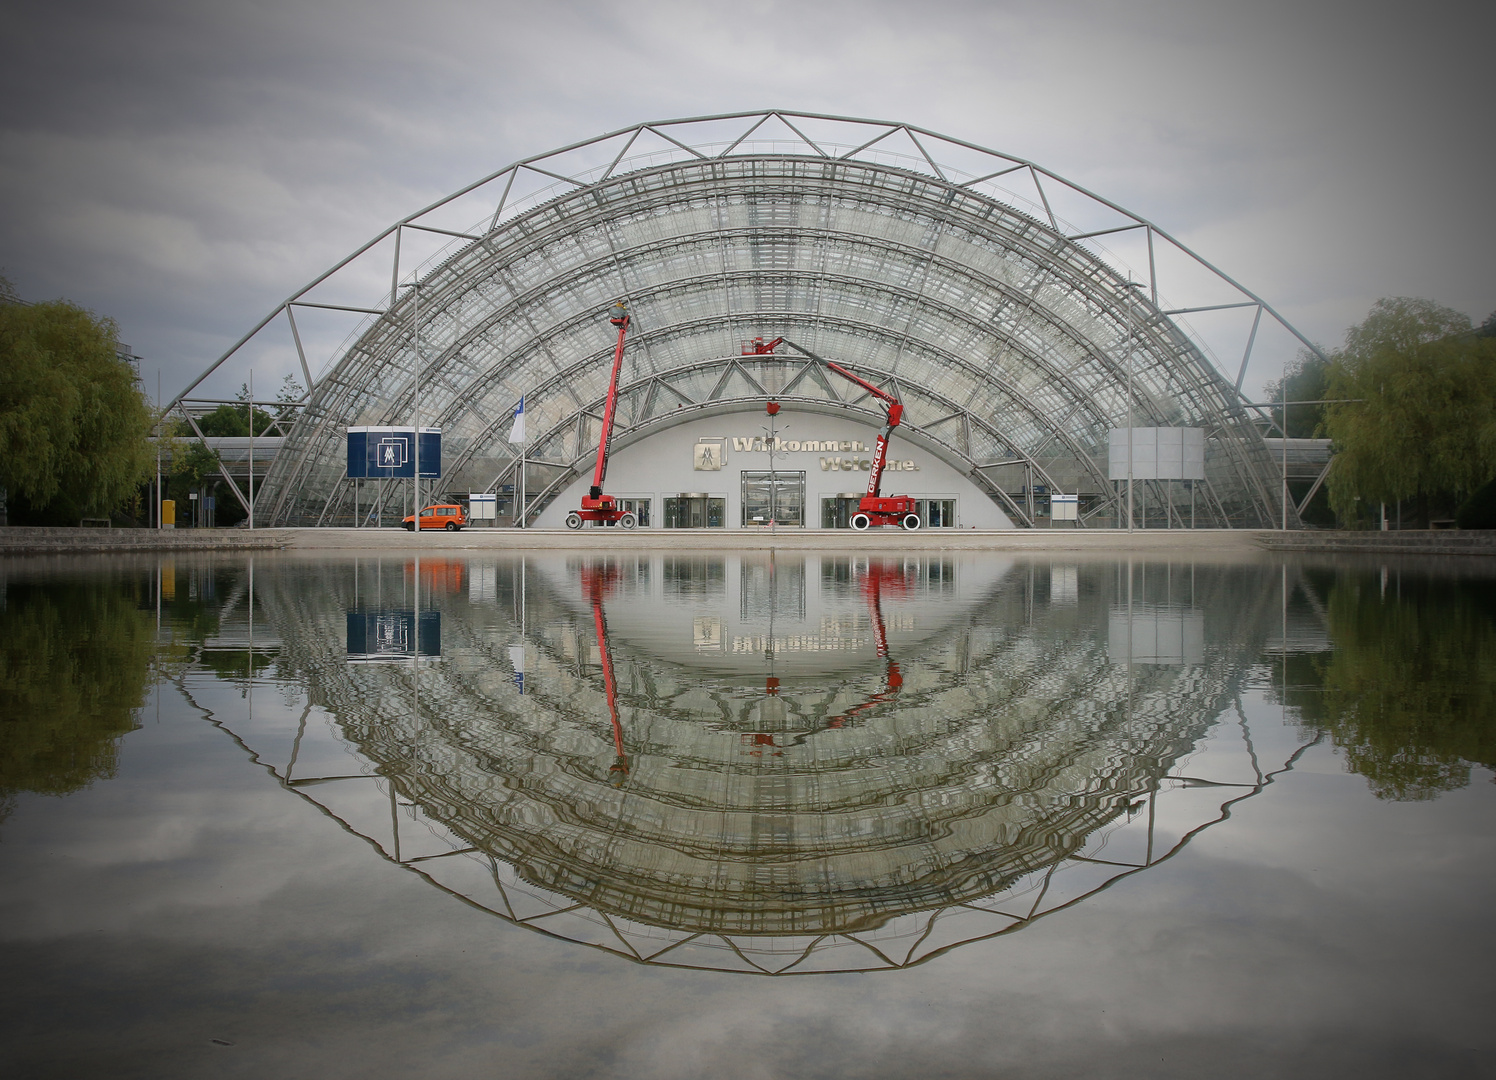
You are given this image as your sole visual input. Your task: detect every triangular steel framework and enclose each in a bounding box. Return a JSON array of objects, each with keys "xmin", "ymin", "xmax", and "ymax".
[{"xmin": 165, "ymin": 111, "xmax": 1318, "ymax": 529}]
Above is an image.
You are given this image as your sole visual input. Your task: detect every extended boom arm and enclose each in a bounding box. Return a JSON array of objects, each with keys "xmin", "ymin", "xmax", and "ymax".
[
  {"xmin": 591, "ymin": 302, "xmax": 630, "ymax": 499},
  {"xmin": 566, "ymin": 303, "xmax": 639, "ymax": 529},
  {"xmin": 748, "ymin": 337, "xmax": 920, "ymax": 530},
  {"xmin": 779, "ymin": 339, "xmax": 905, "ymax": 503},
  {"xmin": 823, "ymin": 360, "xmax": 903, "ymax": 500}
]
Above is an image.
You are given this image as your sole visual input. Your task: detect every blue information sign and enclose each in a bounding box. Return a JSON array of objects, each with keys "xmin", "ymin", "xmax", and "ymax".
[
  {"xmin": 346, "ymin": 611, "xmax": 441, "ymax": 662},
  {"xmin": 346, "ymin": 427, "xmax": 442, "ymax": 479}
]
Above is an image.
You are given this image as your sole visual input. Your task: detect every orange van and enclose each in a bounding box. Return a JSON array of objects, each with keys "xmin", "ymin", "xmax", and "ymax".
[{"xmin": 402, "ymin": 504, "xmax": 467, "ymax": 531}]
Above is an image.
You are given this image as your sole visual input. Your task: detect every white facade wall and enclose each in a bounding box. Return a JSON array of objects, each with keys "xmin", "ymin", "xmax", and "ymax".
[{"xmin": 533, "ymin": 413, "xmax": 1015, "ymax": 529}]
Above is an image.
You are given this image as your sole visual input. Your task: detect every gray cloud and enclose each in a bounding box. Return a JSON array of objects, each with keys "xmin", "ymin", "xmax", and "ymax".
[{"xmin": 2, "ymin": 0, "xmax": 1492, "ymax": 398}]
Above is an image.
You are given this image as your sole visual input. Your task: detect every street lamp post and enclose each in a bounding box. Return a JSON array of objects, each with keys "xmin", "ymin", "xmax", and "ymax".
[
  {"xmin": 248, "ymin": 369, "xmax": 254, "ymax": 531},
  {"xmin": 1120, "ymin": 281, "xmax": 1148, "ymax": 533},
  {"xmin": 398, "ymin": 281, "xmax": 423, "ymax": 539}
]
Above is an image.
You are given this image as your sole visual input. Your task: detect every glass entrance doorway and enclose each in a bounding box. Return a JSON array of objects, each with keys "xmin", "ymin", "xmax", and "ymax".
[
  {"xmin": 664, "ymin": 494, "xmax": 725, "ymax": 528},
  {"xmin": 741, "ymin": 472, "xmax": 805, "ymax": 527},
  {"xmin": 616, "ymin": 498, "xmax": 651, "ymax": 527},
  {"xmin": 915, "ymin": 498, "xmax": 957, "ymax": 527},
  {"xmin": 821, "ymin": 494, "xmax": 864, "ymax": 529}
]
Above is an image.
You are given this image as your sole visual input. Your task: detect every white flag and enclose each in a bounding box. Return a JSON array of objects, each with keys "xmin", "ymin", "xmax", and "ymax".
[{"xmin": 507, "ymin": 397, "xmax": 525, "ymax": 443}]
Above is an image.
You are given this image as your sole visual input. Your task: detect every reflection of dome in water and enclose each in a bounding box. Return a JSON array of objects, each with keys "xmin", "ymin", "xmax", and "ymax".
[{"xmin": 229, "ymin": 554, "xmax": 1292, "ymax": 974}]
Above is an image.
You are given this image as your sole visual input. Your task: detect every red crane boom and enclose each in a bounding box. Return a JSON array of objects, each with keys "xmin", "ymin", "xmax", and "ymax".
[
  {"xmin": 565, "ymin": 302, "xmax": 638, "ymax": 530},
  {"xmin": 775, "ymin": 339, "xmax": 921, "ymax": 530}
]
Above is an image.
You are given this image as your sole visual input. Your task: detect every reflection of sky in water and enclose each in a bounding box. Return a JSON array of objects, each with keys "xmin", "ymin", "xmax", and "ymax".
[{"xmin": 1, "ymin": 553, "xmax": 1494, "ymax": 1077}]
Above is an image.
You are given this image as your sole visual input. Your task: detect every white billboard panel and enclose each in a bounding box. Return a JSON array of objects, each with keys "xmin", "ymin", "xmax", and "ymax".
[{"xmin": 1108, "ymin": 428, "xmax": 1205, "ymax": 481}]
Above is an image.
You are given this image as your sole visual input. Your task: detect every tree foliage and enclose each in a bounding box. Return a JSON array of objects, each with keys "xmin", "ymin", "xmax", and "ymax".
[
  {"xmin": 1263, "ymin": 349, "xmax": 1332, "ymax": 438},
  {"xmin": 1323, "ymin": 298, "xmax": 1496, "ymax": 523},
  {"xmin": 0, "ymin": 285, "xmax": 155, "ymax": 516},
  {"xmin": 188, "ymin": 399, "xmax": 275, "ymax": 439}
]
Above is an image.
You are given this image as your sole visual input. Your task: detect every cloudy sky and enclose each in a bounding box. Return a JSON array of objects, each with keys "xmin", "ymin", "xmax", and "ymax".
[{"xmin": 3, "ymin": 0, "xmax": 1492, "ymax": 401}]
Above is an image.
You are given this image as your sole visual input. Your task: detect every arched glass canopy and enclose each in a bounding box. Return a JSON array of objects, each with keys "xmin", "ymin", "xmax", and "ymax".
[{"xmin": 173, "ymin": 112, "xmax": 1314, "ymax": 527}]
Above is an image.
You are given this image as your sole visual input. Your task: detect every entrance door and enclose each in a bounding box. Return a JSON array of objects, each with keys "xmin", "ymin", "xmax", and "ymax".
[
  {"xmin": 617, "ymin": 498, "xmax": 651, "ymax": 527},
  {"xmin": 742, "ymin": 472, "xmax": 805, "ymax": 527},
  {"xmin": 664, "ymin": 495, "xmax": 725, "ymax": 528},
  {"xmin": 821, "ymin": 495, "xmax": 862, "ymax": 528},
  {"xmin": 915, "ymin": 498, "xmax": 957, "ymax": 527}
]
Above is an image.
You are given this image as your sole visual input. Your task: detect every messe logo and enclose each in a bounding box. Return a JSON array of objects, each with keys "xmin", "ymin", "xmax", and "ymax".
[
  {"xmin": 376, "ymin": 437, "xmax": 408, "ymax": 469},
  {"xmin": 693, "ymin": 438, "xmax": 725, "ymax": 471}
]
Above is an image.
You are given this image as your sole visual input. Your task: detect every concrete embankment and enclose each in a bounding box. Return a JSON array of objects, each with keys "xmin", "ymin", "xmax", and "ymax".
[
  {"xmin": 0, "ymin": 527, "xmax": 287, "ymax": 555},
  {"xmin": 1255, "ymin": 530, "xmax": 1496, "ymax": 557},
  {"xmin": 6, "ymin": 525, "xmax": 1488, "ymax": 558},
  {"xmin": 264, "ymin": 526, "xmax": 1275, "ymax": 555}
]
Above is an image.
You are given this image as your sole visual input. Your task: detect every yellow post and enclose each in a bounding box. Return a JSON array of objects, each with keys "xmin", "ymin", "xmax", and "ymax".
[{"xmin": 161, "ymin": 499, "xmax": 176, "ymax": 528}]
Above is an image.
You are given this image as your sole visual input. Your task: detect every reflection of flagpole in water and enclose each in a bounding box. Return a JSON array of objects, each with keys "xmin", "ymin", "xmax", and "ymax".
[
  {"xmin": 509, "ymin": 557, "xmax": 527, "ymax": 694},
  {"xmin": 248, "ymin": 554, "xmax": 254, "ymax": 726},
  {"xmin": 766, "ymin": 549, "xmax": 777, "ymax": 691},
  {"xmin": 413, "ymin": 553, "xmax": 420, "ymax": 722}
]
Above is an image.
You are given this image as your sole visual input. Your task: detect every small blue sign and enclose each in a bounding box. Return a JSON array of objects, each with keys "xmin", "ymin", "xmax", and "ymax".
[{"xmin": 347, "ymin": 427, "xmax": 441, "ymax": 479}]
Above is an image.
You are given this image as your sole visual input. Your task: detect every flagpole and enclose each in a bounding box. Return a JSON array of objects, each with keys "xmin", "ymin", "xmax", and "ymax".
[{"xmin": 509, "ymin": 396, "xmax": 526, "ymax": 529}]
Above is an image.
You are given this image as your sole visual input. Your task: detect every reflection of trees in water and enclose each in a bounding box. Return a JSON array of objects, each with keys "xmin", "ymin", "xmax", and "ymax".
[
  {"xmin": 0, "ymin": 576, "xmax": 156, "ymax": 821},
  {"xmin": 0, "ymin": 555, "xmax": 289, "ymax": 825},
  {"xmin": 1276, "ymin": 566, "xmax": 1496, "ymax": 801}
]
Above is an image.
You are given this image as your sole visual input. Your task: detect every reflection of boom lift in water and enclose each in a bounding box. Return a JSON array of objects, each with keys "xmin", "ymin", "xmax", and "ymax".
[
  {"xmin": 578, "ymin": 561, "xmax": 630, "ymax": 784},
  {"xmin": 757, "ymin": 338, "xmax": 921, "ymax": 531},
  {"xmin": 565, "ymin": 303, "xmax": 638, "ymax": 531},
  {"xmin": 818, "ymin": 559, "xmax": 906, "ymax": 731},
  {"xmin": 744, "ymin": 559, "xmax": 908, "ymax": 752}
]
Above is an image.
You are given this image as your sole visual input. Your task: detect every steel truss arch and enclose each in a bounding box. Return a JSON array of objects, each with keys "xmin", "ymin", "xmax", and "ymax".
[{"xmin": 183, "ymin": 111, "xmax": 1312, "ymax": 528}]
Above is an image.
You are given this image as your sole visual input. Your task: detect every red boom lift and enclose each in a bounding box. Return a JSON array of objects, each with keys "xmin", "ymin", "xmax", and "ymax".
[
  {"xmin": 773, "ymin": 339, "xmax": 921, "ymax": 530},
  {"xmin": 565, "ymin": 302, "xmax": 637, "ymax": 530}
]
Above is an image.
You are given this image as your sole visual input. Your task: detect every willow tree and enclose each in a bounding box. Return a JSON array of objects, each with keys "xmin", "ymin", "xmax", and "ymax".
[
  {"xmin": 0, "ymin": 283, "xmax": 155, "ymax": 521},
  {"xmin": 1324, "ymin": 298, "xmax": 1496, "ymax": 525}
]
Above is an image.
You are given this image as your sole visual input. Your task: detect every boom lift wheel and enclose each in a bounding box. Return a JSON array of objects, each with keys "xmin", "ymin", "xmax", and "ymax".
[
  {"xmin": 565, "ymin": 511, "xmax": 584, "ymax": 530},
  {"xmin": 901, "ymin": 513, "xmax": 921, "ymax": 530},
  {"xmin": 850, "ymin": 512, "xmax": 871, "ymax": 531},
  {"xmin": 619, "ymin": 512, "xmax": 637, "ymax": 530}
]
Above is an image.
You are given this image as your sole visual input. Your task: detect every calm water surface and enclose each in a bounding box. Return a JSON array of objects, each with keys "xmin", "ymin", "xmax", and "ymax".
[{"xmin": 2, "ymin": 551, "xmax": 1494, "ymax": 1079}]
